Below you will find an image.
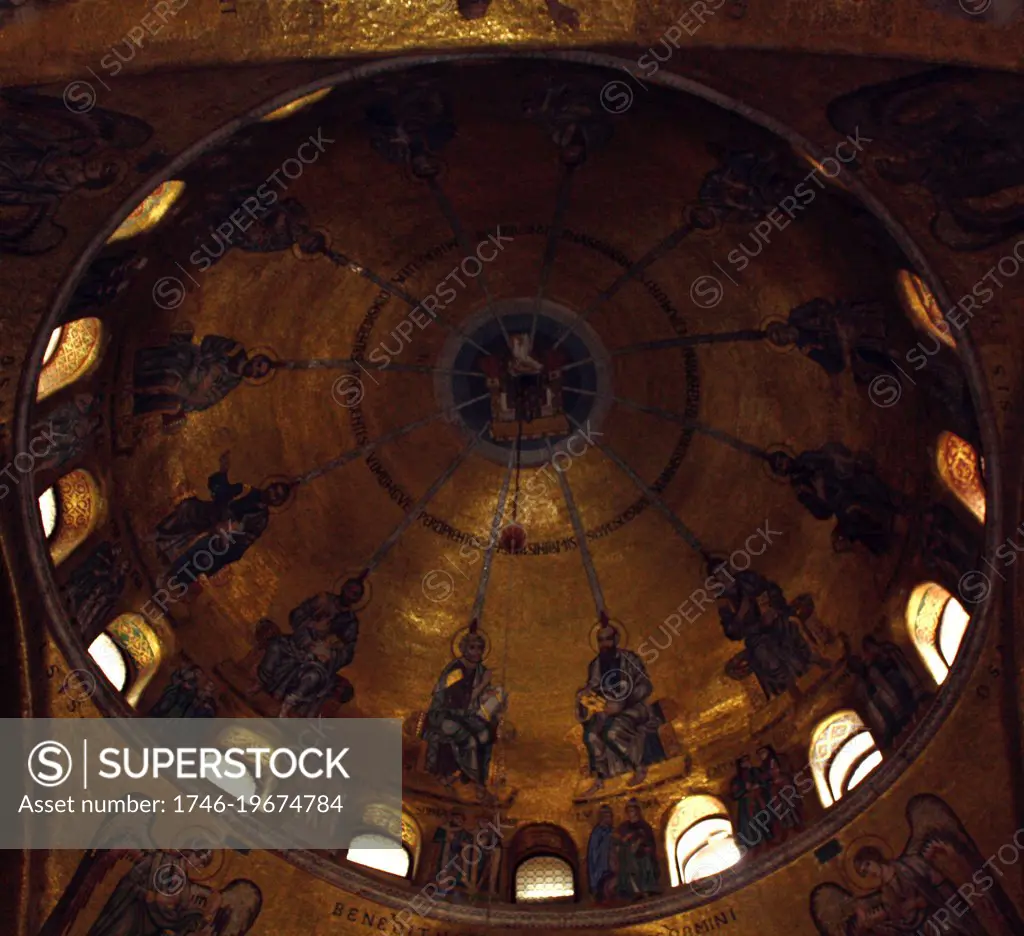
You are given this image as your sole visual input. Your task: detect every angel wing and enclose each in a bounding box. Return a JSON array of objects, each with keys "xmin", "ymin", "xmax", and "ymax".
[
  {"xmin": 210, "ymin": 879, "xmax": 262, "ymax": 936},
  {"xmin": 905, "ymin": 794, "xmax": 1023, "ymax": 936},
  {"xmin": 810, "ymin": 881, "xmax": 878, "ymax": 935}
]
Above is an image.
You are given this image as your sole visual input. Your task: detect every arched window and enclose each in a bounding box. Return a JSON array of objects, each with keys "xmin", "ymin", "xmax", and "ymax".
[
  {"xmin": 92, "ymin": 614, "xmax": 164, "ymax": 706},
  {"xmin": 897, "ymin": 270, "xmax": 955, "ymax": 348},
  {"xmin": 47, "ymin": 469, "xmax": 105, "ymax": 566},
  {"xmin": 936, "ymin": 431, "xmax": 985, "ymax": 522},
  {"xmin": 809, "ymin": 711, "xmax": 883, "ymax": 808},
  {"xmin": 106, "ymin": 180, "xmax": 185, "ymax": 243},
  {"xmin": 665, "ymin": 794, "xmax": 742, "ymax": 887},
  {"xmin": 37, "ymin": 318, "xmax": 104, "ymax": 402},
  {"xmin": 261, "ymin": 87, "xmax": 333, "ymax": 122},
  {"xmin": 347, "ymin": 834, "xmax": 412, "ymax": 878},
  {"xmin": 515, "ymin": 855, "xmax": 574, "ymax": 902},
  {"xmin": 906, "ymin": 582, "xmax": 970, "ymax": 685}
]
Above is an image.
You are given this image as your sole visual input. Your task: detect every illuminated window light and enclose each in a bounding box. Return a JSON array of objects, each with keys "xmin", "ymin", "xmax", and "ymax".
[
  {"xmin": 827, "ymin": 731, "xmax": 879, "ymax": 802},
  {"xmin": 907, "ymin": 582, "xmax": 970, "ymax": 685},
  {"xmin": 88, "ymin": 633, "xmax": 128, "ymax": 692},
  {"xmin": 107, "ymin": 180, "xmax": 185, "ymax": 244},
  {"xmin": 42, "ymin": 327, "xmax": 62, "ymax": 366},
  {"xmin": 845, "ymin": 750, "xmax": 884, "ymax": 793},
  {"xmin": 936, "ymin": 431, "xmax": 985, "ymax": 523},
  {"xmin": 515, "ymin": 856, "xmax": 574, "ymax": 902},
  {"xmin": 677, "ymin": 818, "xmax": 742, "ymax": 884},
  {"xmin": 38, "ymin": 487, "xmax": 58, "ymax": 539},
  {"xmin": 347, "ymin": 834, "xmax": 410, "ymax": 878},
  {"xmin": 897, "ymin": 270, "xmax": 955, "ymax": 348},
  {"xmin": 261, "ymin": 88, "xmax": 333, "ymax": 122}
]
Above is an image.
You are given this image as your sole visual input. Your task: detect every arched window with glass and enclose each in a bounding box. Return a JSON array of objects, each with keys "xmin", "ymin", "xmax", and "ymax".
[
  {"xmin": 809, "ymin": 711, "xmax": 883, "ymax": 808},
  {"xmin": 106, "ymin": 180, "xmax": 185, "ymax": 243},
  {"xmin": 665, "ymin": 794, "xmax": 743, "ymax": 888},
  {"xmin": 935, "ymin": 431, "xmax": 985, "ymax": 523},
  {"xmin": 514, "ymin": 855, "xmax": 575, "ymax": 903},
  {"xmin": 41, "ymin": 469, "xmax": 105, "ymax": 565},
  {"xmin": 37, "ymin": 318, "xmax": 104, "ymax": 402},
  {"xmin": 87, "ymin": 614, "xmax": 164, "ymax": 707},
  {"xmin": 907, "ymin": 582, "xmax": 970, "ymax": 685},
  {"xmin": 347, "ymin": 834, "xmax": 413, "ymax": 879},
  {"xmin": 897, "ymin": 270, "xmax": 955, "ymax": 349}
]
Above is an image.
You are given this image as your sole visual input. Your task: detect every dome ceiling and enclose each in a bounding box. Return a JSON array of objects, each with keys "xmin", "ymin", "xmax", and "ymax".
[{"xmin": 27, "ymin": 56, "xmax": 987, "ymax": 917}]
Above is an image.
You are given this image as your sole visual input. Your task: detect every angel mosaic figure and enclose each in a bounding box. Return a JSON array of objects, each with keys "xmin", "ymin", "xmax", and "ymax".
[
  {"xmin": 86, "ymin": 849, "xmax": 262, "ymax": 936},
  {"xmin": 810, "ymin": 794, "xmax": 1023, "ymax": 935}
]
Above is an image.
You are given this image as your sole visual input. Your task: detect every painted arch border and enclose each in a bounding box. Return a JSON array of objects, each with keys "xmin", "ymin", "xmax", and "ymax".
[{"xmin": 14, "ymin": 50, "xmax": 1003, "ymax": 930}]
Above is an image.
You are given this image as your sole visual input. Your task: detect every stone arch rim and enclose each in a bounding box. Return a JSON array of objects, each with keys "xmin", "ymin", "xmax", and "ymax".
[{"xmin": 15, "ymin": 50, "xmax": 1002, "ymax": 928}]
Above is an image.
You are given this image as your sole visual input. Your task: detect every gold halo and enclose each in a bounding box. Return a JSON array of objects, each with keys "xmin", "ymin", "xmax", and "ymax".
[
  {"xmin": 840, "ymin": 834, "xmax": 894, "ymax": 893},
  {"xmin": 588, "ymin": 616, "xmax": 629, "ymax": 653},
  {"xmin": 762, "ymin": 443, "xmax": 796, "ymax": 481},
  {"xmin": 331, "ymin": 570, "xmax": 373, "ymax": 611},
  {"xmin": 451, "ymin": 625, "xmax": 491, "ymax": 661},
  {"xmin": 258, "ymin": 473, "xmax": 296, "ymax": 513},
  {"xmin": 292, "ymin": 227, "xmax": 331, "ymax": 260},
  {"xmin": 242, "ymin": 345, "xmax": 280, "ymax": 386},
  {"xmin": 170, "ymin": 825, "xmax": 227, "ymax": 881},
  {"xmin": 760, "ymin": 316, "xmax": 794, "ymax": 353}
]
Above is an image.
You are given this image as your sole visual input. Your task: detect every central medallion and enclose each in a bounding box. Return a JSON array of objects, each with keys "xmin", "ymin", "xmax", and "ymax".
[{"xmin": 436, "ymin": 298, "xmax": 612, "ymax": 466}]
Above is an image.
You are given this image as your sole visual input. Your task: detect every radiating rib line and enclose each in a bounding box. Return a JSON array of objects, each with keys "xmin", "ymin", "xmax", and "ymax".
[
  {"xmin": 552, "ymin": 217, "xmax": 696, "ymax": 350},
  {"xmin": 297, "ymin": 392, "xmax": 490, "ymax": 485},
  {"xmin": 322, "ymin": 245, "xmax": 491, "ymax": 356},
  {"xmin": 470, "ymin": 450, "xmax": 516, "ymax": 623},
  {"xmin": 426, "ymin": 177, "xmax": 512, "ymax": 350},
  {"xmin": 366, "ymin": 428, "xmax": 486, "ymax": 573},
  {"xmin": 555, "ymin": 328, "xmax": 767, "ymax": 376},
  {"xmin": 529, "ymin": 166, "xmax": 575, "ymax": 344},
  {"xmin": 276, "ymin": 359, "xmax": 485, "ymax": 378},
  {"xmin": 545, "ymin": 439, "xmax": 605, "ymax": 617},
  {"xmin": 611, "ymin": 329, "xmax": 767, "ymax": 355},
  {"xmin": 565, "ymin": 413, "xmax": 706, "ymax": 556},
  {"xmin": 612, "ymin": 396, "xmax": 767, "ymax": 459}
]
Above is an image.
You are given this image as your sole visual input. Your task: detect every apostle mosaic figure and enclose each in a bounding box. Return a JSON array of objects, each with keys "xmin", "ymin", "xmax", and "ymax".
[
  {"xmin": 423, "ymin": 623, "xmax": 506, "ymax": 800},
  {"xmin": 768, "ymin": 444, "xmax": 902, "ymax": 556},
  {"xmin": 151, "ymin": 451, "xmax": 291, "ymax": 585},
  {"xmin": 253, "ymin": 577, "xmax": 364, "ymax": 717},
  {"xmin": 575, "ymin": 620, "xmax": 664, "ymax": 795},
  {"xmin": 522, "ymin": 82, "xmax": 612, "ymax": 167},
  {"xmin": 0, "ymin": 89, "xmax": 151, "ymax": 255},
  {"xmin": 365, "ymin": 85, "xmax": 456, "ymax": 181},
  {"xmin": 132, "ymin": 332, "xmax": 272, "ymax": 422},
  {"xmin": 765, "ymin": 298, "xmax": 894, "ymax": 388},
  {"xmin": 713, "ymin": 563, "xmax": 830, "ymax": 700}
]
